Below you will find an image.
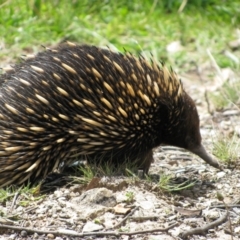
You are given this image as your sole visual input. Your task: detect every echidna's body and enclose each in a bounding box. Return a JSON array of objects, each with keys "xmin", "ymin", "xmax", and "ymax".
[{"xmin": 0, "ymin": 43, "xmax": 220, "ymax": 187}]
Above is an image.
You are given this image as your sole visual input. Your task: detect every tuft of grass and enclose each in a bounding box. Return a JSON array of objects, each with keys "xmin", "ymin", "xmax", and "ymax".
[
  {"xmin": 209, "ymin": 92, "xmax": 229, "ymax": 110},
  {"xmin": 72, "ymin": 164, "xmax": 95, "ymax": 185},
  {"xmin": 158, "ymin": 174, "xmax": 196, "ymax": 192},
  {"xmin": 0, "ymin": 184, "xmax": 44, "ymax": 209},
  {"xmin": 212, "ymin": 134, "xmax": 239, "ymax": 166},
  {"xmin": 209, "ymin": 80, "xmax": 240, "ymax": 110},
  {"xmin": 18, "ymin": 187, "xmax": 45, "ymax": 207},
  {"xmin": 0, "ymin": 187, "xmax": 16, "ymax": 204},
  {"xmin": 125, "ymin": 191, "xmax": 135, "ymax": 203},
  {"xmin": 94, "ymin": 218, "xmax": 102, "ymax": 224},
  {"xmin": 70, "ymin": 156, "xmax": 142, "ymax": 184}
]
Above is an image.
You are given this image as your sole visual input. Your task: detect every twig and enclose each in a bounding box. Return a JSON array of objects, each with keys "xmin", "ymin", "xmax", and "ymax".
[
  {"xmin": 0, "ymin": 0, "xmax": 11, "ymax": 9},
  {"xmin": 210, "ymin": 204, "xmax": 240, "ymax": 209},
  {"xmin": 204, "ymin": 90, "xmax": 213, "ymax": 115},
  {"xmin": 130, "ymin": 216, "xmax": 158, "ymax": 221},
  {"xmin": 223, "ymin": 200, "xmax": 233, "ymax": 240},
  {"xmin": 149, "ymin": 0, "xmax": 158, "ymax": 15},
  {"xmin": 113, "ymin": 206, "xmax": 139, "ymax": 229},
  {"xmin": 180, "ymin": 211, "xmax": 228, "ymax": 239},
  {"xmin": 178, "ymin": 0, "xmax": 188, "ymax": 13},
  {"xmin": 207, "ymin": 49, "xmax": 224, "ymax": 82},
  {"xmin": 9, "ymin": 191, "xmax": 20, "ymax": 212},
  {"xmin": 0, "ymin": 222, "xmax": 178, "ymax": 237},
  {"xmin": 217, "ymin": 192, "xmax": 234, "ymax": 240}
]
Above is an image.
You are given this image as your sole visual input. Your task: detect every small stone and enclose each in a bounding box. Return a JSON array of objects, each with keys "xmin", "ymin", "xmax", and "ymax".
[
  {"xmin": 204, "ymin": 210, "xmax": 219, "ymax": 220},
  {"xmin": 82, "ymin": 221, "xmax": 103, "ymax": 232},
  {"xmin": 33, "ymin": 233, "xmax": 39, "ymax": 239},
  {"xmin": 216, "ymin": 171, "xmax": 226, "ymax": 179},
  {"xmin": 235, "ymin": 226, "xmax": 240, "ymax": 234},
  {"xmin": 59, "ymin": 212, "xmax": 71, "ymax": 218},
  {"xmin": 20, "ymin": 230, "xmax": 27, "ymax": 237},
  {"xmin": 139, "ymin": 200, "xmax": 154, "ymax": 210},
  {"xmin": 8, "ymin": 234, "xmax": 17, "ymax": 240},
  {"xmin": 47, "ymin": 233, "xmax": 55, "ymax": 239},
  {"xmin": 54, "ymin": 190, "xmax": 63, "ymax": 198},
  {"xmin": 64, "ymin": 189, "xmax": 70, "ymax": 195}
]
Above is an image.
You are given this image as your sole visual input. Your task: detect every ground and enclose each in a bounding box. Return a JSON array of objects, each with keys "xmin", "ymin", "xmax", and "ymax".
[
  {"xmin": 0, "ymin": 1, "xmax": 240, "ymax": 240},
  {"xmin": 0, "ymin": 49, "xmax": 239, "ymax": 240}
]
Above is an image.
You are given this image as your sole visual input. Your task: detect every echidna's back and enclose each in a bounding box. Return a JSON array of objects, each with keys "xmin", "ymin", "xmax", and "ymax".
[{"xmin": 0, "ymin": 43, "xmax": 184, "ymax": 187}]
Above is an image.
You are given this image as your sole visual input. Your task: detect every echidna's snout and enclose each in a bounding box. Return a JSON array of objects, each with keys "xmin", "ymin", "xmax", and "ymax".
[{"xmin": 189, "ymin": 144, "xmax": 222, "ymax": 170}]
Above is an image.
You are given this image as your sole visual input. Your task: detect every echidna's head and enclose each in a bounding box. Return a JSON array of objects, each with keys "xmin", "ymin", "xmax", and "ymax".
[{"xmin": 161, "ymin": 92, "xmax": 221, "ymax": 169}]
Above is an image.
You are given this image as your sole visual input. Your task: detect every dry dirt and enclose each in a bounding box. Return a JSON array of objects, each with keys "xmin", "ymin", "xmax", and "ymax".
[{"xmin": 0, "ymin": 50, "xmax": 240, "ymax": 240}]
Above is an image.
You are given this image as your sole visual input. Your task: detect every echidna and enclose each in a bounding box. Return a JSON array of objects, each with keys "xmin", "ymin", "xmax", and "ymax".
[{"xmin": 0, "ymin": 42, "xmax": 220, "ymax": 187}]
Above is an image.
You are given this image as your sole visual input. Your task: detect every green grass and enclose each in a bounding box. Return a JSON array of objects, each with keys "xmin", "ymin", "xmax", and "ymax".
[
  {"xmin": 212, "ymin": 134, "xmax": 239, "ymax": 166},
  {"xmin": 125, "ymin": 191, "xmax": 135, "ymax": 203},
  {"xmin": 209, "ymin": 80, "xmax": 240, "ymax": 110},
  {"xmin": 158, "ymin": 174, "xmax": 196, "ymax": 192},
  {"xmin": 0, "ymin": 0, "xmax": 239, "ymax": 70},
  {"xmin": 70, "ymin": 158, "xmax": 143, "ymax": 185},
  {"xmin": 0, "ymin": 184, "xmax": 44, "ymax": 208}
]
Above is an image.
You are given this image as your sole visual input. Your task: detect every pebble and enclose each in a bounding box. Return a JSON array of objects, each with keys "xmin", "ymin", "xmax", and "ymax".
[
  {"xmin": 216, "ymin": 171, "xmax": 226, "ymax": 179},
  {"xmin": 47, "ymin": 233, "xmax": 55, "ymax": 239},
  {"xmin": 20, "ymin": 230, "xmax": 27, "ymax": 237},
  {"xmin": 8, "ymin": 234, "xmax": 17, "ymax": 240},
  {"xmin": 204, "ymin": 210, "xmax": 219, "ymax": 220},
  {"xmin": 82, "ymin": 221, "xmax": 104, "ymax": 232},
  {"xmin": 235, "ymin": 226, "xmax": 240, "ymax": 234}
]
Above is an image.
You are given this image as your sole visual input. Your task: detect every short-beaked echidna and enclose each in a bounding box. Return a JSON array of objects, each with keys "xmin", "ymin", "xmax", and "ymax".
[{"xmin": 0, "ymin": 42, "xmax": 220, "ymax": 187}]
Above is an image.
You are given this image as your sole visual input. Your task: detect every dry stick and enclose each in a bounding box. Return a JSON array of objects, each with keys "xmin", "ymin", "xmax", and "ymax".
[
  {"xmin": 178, "ymin": 0, "xmax": 188, "ymax": 13},
  {"xmin": 204, "ymin": 90, "xmax": 213, "ymax": 115},
  {"xmin": 180, "ymin": 211, "xmax": 228, "ymax": 239},
  {"xmin": 0, "ymin": 222, "xmax": 178, "ymax": 237},
  {"xmin": 223, "ymin": 200, "xmax": 234, "ymax": 240},
  {"xmin": 130, "ymin": 216, "xmax": 159, "ymax": 221},
  {"xmin": 207, "ymin": 49, "xmax": 224, "ymax": 82},
  {"xmin": 0, "ymin": 0, "xmax": 11, "ymax": 8},
  {"xmin": 217, "ymin": 192, "xmax": 234, "ymax": 240},
  {"xmin": 210, "ymin": 204, "xmax": 240, "ymax": 209},
  {"xmin": 113, "ymin": 206, "xmax": 139, "ymax": 229},
  {"xmin": 9, "ymin": 191, "xmax": 20, "ymax": 212}
]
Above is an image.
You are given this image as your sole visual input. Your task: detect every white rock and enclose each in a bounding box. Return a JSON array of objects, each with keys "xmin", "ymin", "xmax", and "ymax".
[
  {"xmin": 216, "ymin": 171, "xmax": 226, "ymax": 179},
  {"xmin": 139, "ymin": 200, "xmax": 154, "ymax": 210},
  {"xmin": 82, "ymin": 221, "xmax": 103, "ymax": 232},
  {"xmin": 235, "ymin": 226, "xmax": 240, "ymax": 234},
  {"xmin": 204, "ymin": 210, "xmax": 219, "ymax": 220}
]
